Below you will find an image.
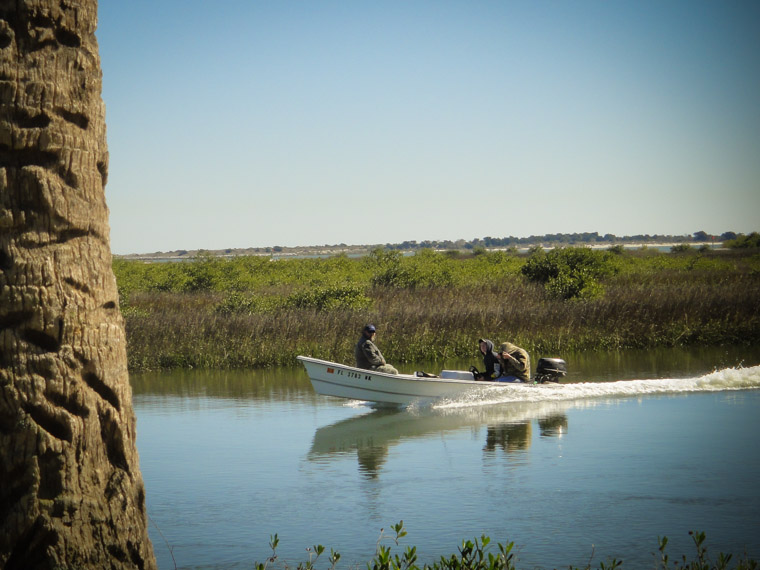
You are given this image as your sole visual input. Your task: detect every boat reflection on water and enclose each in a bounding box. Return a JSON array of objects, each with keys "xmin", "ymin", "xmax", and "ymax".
[
  {"xmin": 538, "ymin": 414, "xmax": 569, "ymax": 437},
  {"xmin": 308, "ymin": 401, "xmax": 570, "ymax": 478},
  {"xmin": 483, "ymin": 413, "xmax": 568, "ymax": 454},
  {"xmin": 483, "ymin": 423, "xmax": 531, "ymax": 453}
]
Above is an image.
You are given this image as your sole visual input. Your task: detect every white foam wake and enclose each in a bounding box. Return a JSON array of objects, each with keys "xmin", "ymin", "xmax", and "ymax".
[{"xmin": 434, "ymin": 365, "xmax": 760, "ymax": 409}]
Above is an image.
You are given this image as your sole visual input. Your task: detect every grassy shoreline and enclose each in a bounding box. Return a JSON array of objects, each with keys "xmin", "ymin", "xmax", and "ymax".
[{"xmin": 115, "ymin": 247, "xmax": 760, "ymax": 372}]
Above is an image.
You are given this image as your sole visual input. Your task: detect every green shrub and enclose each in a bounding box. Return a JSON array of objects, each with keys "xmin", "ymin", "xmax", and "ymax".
[
  {"xmin": 607, "ymin": 244, "xmax": 626, "ymax": 255},
  {"xmin": 367, "ymin": 249, "xmax": 405, "ymax": 287},
  {"xmin": 369, "ymin": 249, "xmax": 456, "ymax": 289},
  {"xmin": 215, "ymin": 292, "xmax": 282, "ymax": 314},
  {"xmin": 544, "ymin": 269, "xmax": 605, "ymax": 301},
  {"xmin": 286, "ymin": 285, "xmax": 371, "ymax": 311},
  {"xmin": 521, "ymin": 247, "xmax": 615, "ymax": 300}
]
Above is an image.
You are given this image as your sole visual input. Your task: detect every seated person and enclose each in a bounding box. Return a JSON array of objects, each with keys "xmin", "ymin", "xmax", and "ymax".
[
  {"xmin": 355, "ymin": 324, "xmax": 399, "ymax": 374},
  {"xmin": 476, "ymin": 338, "xmax": 500, "ymax": 380},
  {"xmin": 496, "ymin": 341, "xmax": 530, "ymax": 382}
]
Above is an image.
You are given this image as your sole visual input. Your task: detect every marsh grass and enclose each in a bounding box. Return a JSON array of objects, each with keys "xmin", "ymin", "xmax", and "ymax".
[{"xmin": 115, "ymin": 248, "xmax": 760, "ymax": 371}]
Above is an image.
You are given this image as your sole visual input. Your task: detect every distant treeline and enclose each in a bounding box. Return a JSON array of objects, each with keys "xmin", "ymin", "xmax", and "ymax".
[
  {"xmin": 383, "ymin": 230, "xmax": 737, "ymax": 251},
  {"xmin": 723, "ymin": 232, "xmax": 760, "ymax": 249},
  {"xmin": 122, "ymin": 231, "xmax": 756, "ymax": 260}
]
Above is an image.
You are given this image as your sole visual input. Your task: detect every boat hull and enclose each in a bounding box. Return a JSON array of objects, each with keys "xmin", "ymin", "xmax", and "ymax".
[{"xmin": 297, "ymin": 355, "xmax": 507, "ymax": 405}]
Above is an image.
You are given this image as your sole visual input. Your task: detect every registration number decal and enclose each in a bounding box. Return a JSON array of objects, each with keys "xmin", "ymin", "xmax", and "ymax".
[{"xmin": 335, "ymin": 369, "xmax": 372, "ymax": 381}]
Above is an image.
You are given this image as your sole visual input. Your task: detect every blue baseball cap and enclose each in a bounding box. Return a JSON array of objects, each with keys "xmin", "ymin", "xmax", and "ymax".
[{"xmin": 364, "ymin": 324, "xmax": 376, "ymax": 333}]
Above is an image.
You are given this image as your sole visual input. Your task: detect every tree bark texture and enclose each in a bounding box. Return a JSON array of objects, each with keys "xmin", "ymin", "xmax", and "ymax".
[{"xmin": 0, "ymin": 1, "xmax": 157, "ymax": 568}]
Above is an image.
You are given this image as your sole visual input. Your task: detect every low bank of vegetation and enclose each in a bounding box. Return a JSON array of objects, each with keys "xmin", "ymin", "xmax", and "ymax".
[
  {"xmin": 251, "ymin": 523, "xmax": 756, "ymax": 570},
  {"xmin": 114, "ymin": 246, "xmax": 760, "ymax": 371}
]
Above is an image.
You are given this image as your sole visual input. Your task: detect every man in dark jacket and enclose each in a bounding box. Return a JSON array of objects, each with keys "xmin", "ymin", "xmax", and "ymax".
[
  {"xmin": 477, "ymin": 338, "xmax": 501, "ymax": 380},
  {"xmin": 355, "ymin": 324, "xmax": 398, "ymax": 374}
]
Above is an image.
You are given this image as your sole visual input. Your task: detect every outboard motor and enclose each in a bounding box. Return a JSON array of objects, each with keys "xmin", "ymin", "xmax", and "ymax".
[{"xmin": 534, "ymin": 357, "xmax": 567, "ymax": 383}]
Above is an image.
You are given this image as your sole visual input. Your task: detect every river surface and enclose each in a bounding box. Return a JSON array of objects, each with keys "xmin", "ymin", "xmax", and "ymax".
[{"xmin": 131, "ymin": 346, "xmax": 760, "ymax": 570}]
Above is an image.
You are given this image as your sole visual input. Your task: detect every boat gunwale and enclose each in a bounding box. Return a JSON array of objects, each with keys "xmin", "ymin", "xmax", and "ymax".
[{"xmin": 296, "ymin": 355, "xmax": 483, "ymax": 386}]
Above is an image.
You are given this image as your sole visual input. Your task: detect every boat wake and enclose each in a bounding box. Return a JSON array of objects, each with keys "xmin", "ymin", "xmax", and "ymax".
[
  {"xmin": 430, "ymin": 365, "xmax": 760, "ymax": 410},
  {"xmin": 315, "ymin": 366, "xmax": 759, "ymax": 457}
]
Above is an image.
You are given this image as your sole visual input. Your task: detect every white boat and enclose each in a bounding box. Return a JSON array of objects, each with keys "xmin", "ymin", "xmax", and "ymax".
[{"xmin": 296, "ymin": 355, "xmax": 566, "ymax": 406}]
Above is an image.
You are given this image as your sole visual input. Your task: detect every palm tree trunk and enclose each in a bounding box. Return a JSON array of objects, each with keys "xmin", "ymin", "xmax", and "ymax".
[{"xmin": 0, "ymin": 1, "xmax": 157, "ymax": 567}]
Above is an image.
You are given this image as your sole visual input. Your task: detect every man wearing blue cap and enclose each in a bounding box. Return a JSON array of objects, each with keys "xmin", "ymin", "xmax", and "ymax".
[{"xmin": 355, "ymin": 324, "xmax": 398, "ymax": 374}]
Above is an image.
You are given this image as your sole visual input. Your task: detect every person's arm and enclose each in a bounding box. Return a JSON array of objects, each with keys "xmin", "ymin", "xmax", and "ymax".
[{"xmin": 502, "ymin": 349, "xmax": 528, "ymax": 373}]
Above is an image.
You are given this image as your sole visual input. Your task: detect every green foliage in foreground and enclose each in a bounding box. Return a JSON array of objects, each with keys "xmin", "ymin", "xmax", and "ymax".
[
  {"xmin": 254, "ymin": 523, "xmax": 757, "ymax": 570},
  {"xmin": 113, "ymin": 247, "xmax": 760, "ymax": 371}
]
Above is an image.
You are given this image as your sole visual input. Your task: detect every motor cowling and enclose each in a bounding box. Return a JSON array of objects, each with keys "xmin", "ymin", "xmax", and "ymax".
[{"xmin": 534, "ymin": 357, "xmax": 567, "ymax": 383}]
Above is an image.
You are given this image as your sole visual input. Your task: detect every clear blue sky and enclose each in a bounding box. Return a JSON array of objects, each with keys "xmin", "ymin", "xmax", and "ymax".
[{"xmin": 97, "ymin": 1, "xmax": 760, "ymax": 254}]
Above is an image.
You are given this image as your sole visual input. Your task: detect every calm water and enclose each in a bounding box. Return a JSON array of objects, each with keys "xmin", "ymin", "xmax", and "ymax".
[{"xmin": 131, "ymin": 346, "xmax": 760, "ymax": 570}]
